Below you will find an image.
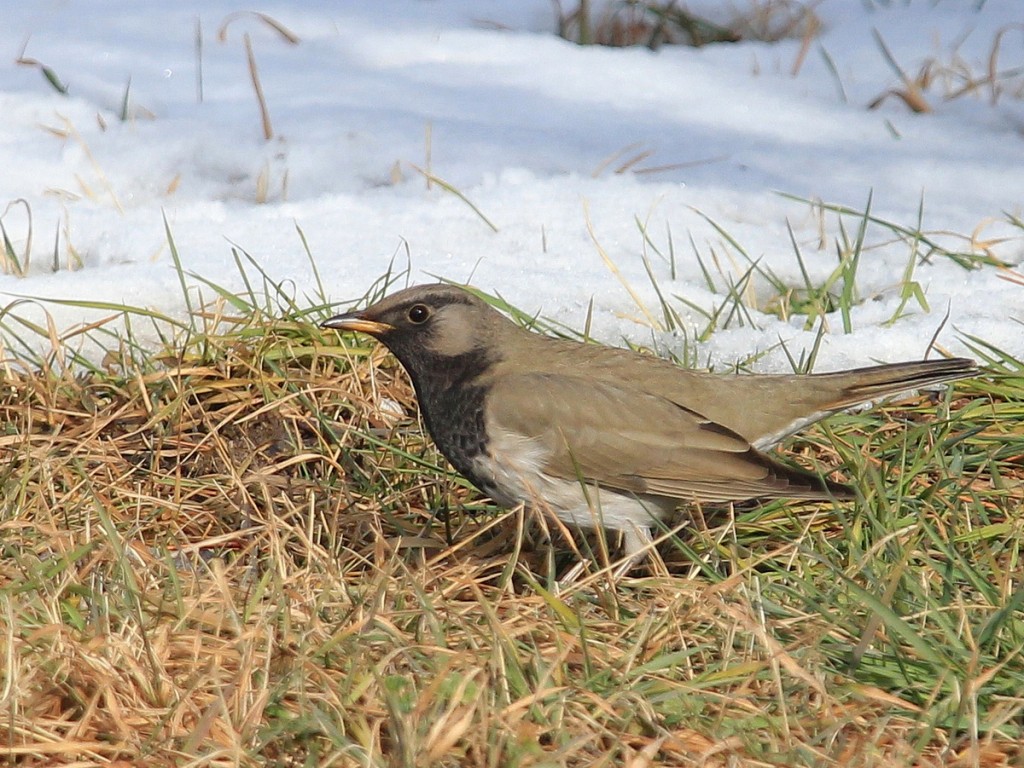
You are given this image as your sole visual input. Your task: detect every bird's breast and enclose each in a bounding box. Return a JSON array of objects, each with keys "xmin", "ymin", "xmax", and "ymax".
[{"xmin": 415, "ymin": 380, "xmax": 495, "ymax": 488}]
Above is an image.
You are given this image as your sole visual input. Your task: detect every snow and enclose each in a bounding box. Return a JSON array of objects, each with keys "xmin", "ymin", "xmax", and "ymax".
[{"xmin": 2, "ymin": 0, "xmax": 1022, "ymax": 371}]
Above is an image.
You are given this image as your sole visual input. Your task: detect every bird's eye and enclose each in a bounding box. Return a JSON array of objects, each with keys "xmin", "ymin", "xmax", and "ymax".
[{"xmin": 407, "ymin": 304, "xmax": 431, "ymax": 324}]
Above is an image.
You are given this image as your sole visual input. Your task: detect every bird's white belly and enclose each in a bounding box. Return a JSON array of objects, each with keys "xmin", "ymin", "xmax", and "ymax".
[{"xmin": 476, "ymin": 427, "xmax": 676, "ymax": 558}]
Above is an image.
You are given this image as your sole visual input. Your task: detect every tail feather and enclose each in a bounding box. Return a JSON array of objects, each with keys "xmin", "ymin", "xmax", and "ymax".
[
  {"xmin": 746, "ymin": 356, "xmax": 978, "ymax": 449},
  {"xmin": 829, "ymin": 357, "xmax": 978, "ymax": 410}
]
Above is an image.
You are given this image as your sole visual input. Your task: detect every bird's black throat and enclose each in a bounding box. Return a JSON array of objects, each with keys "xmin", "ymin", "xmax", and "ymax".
[{"xmin": 384, "ymin": 341, "xmax": 498, "ymax": 494}]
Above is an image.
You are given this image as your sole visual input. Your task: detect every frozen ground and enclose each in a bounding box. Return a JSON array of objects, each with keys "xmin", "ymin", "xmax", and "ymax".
[{"xmin": 1, "ymin": 0, "xmax": 1022, "ymax": 370}]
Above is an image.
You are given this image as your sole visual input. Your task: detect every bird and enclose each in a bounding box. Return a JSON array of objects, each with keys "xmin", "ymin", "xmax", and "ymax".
[{"xmin": 321, "ymin": 283, "xmax": 977, "ymax": 568}]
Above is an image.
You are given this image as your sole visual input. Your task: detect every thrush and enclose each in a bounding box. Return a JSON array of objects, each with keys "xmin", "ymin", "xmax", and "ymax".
[{"xmin": 322, "ymin": 284, "xmax": 977, "ymax": 564}]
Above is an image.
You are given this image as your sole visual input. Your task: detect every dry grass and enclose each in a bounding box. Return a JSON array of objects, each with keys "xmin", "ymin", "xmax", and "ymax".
[
  {"xmin": 868, "ymin": 23, "xmax": 1024, "ymax": 115},
  {"xmin": 1, "ymin": 289, "xmax": 1022, "ymax": 767},
  {"xmin": 552, "ymin": 3, "xmax": 1024, "ymax": 122},
  {"xmin": 554, "ymin": 0, "xmax": 819, "ymax": 50}
]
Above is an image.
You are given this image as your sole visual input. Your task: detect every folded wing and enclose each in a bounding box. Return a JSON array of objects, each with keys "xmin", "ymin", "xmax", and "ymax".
[{"xmin": 485, "ymin": 372, "xmax": 851, "ymax": 504}]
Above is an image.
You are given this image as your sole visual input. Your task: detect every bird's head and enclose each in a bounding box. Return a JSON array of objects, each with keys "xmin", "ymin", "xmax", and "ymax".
[{"xmin": 321, "ymin": 283, "xmax": 514, "ymax": 373}]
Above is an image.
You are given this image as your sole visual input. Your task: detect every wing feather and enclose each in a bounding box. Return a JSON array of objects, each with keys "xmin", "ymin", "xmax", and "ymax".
[{"xmin": 484, "ymin": 372, "xmax": 842, "ymax": 503}]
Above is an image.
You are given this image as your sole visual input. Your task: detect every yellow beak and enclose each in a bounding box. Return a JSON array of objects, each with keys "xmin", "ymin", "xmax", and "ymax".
[{"xmin": 320, "ymin": 313, "xmax": 393, "ymax": 335}]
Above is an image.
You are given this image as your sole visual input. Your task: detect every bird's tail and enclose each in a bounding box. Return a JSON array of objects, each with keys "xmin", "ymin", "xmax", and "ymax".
[
  {"xmin": 743, "ymin": 356, "xmax": 978, "ymax": 449},
  {"xmin": 826, "ymin": 357, "xmax": 978, "ymax": 410}
]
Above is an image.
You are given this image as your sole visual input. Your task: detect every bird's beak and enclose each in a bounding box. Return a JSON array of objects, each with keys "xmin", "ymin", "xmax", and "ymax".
[{"xmin": 321, "ymin": 312, "xmax": 393, "ymax": 336}]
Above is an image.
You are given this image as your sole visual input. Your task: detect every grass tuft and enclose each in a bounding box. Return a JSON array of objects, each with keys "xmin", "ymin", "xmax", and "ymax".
[{"xmin": 554, "ymin": 0, "xmax": 819, "ymax": 50}]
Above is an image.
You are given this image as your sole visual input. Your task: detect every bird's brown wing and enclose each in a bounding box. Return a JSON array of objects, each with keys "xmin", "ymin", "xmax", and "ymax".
[
  {"xmin": 529, "ymin": 340, "xmax": 975, "ymax": 449},
  {"xmin": 484, "ymin": 373, "xmax": 846, "ymax": 504}
]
